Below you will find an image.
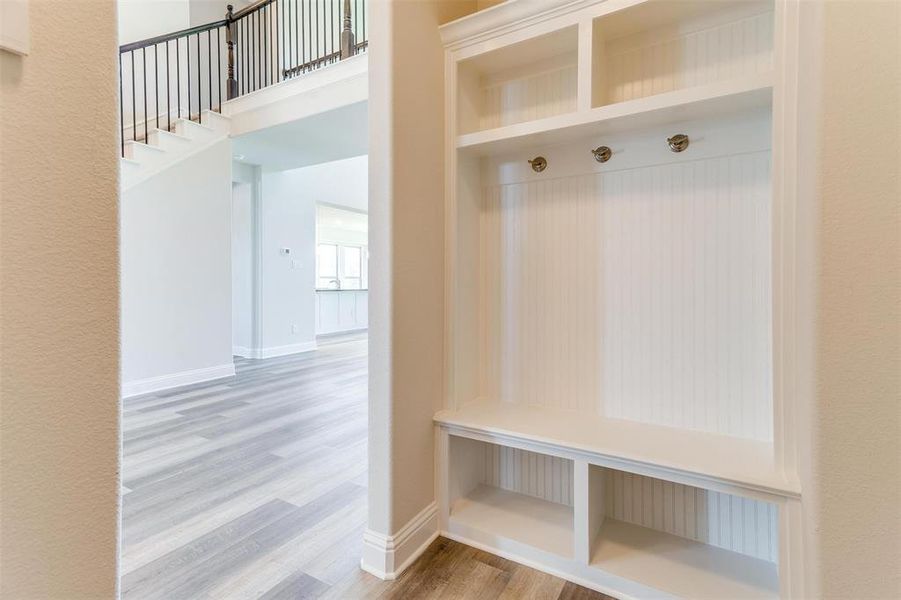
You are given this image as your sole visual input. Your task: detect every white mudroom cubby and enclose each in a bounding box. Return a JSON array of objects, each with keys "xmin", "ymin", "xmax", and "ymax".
[
  {"xmin": 586, "ymin": 465, "xmax": 779, "ymax": 599},
  {"xmin": 438, "ymin": 0, "xmax": 805, "ymax": 597},
  {"xmin": 444, "ymin": 435, "xmax": 575, "ymax": 560},
  {"xmin": 456, "ymin": 26, "xmax": 579, "ymax": 135},
  {"xmin": 591, "ymin": 0, "xmax": 775, "ymax": 108}
]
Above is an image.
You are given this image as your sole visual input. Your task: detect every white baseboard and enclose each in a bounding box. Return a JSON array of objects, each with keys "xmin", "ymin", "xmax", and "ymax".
[
  {"xmin": 122, "ymin": 362, "xmax": 236, "ymax": 397},
  {"xmin": 231, "ymin": 341, "xmax": 317, "ymax": 360},
  {"xmin": 232, "ymin": 345, "xmax": 256, "ymax": 358},
  {"xmin": 360, "ymin": 502, "xmax": 439, "ymax": 580},
  {"xmin": 258, "ymin": 341, "xmax": 317, "ymax": 359}
]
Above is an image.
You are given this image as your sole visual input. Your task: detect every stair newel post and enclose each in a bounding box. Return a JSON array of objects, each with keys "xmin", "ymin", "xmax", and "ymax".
[
  {"xmin": 226, "ymin": 4, "xmax": 238, "ymax": 100},
  {"xmin": 340, "ymin": 0, "xmax": 355, "ymax": 60}
]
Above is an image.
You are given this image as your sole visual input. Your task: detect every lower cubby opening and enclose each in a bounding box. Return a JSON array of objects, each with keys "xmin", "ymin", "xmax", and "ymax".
[
  {"xmin": 586, "ymin": 465, "xmax": 779, "ymax": 599},
  {"xmin": 446, "ymin": 436, "xmax": 574, "ymax": 559}
]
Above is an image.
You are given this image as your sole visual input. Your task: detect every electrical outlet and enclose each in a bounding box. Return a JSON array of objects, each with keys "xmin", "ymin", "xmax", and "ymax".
[{"xmin": 291, "ymin": 324, "xmax": 299, "ymax": 334}]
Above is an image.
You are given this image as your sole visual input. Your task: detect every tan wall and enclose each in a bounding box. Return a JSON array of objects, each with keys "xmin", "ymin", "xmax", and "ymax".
[
  {"xmin": 367, "ymin": 0, "xmax": 475, "ymax": 538},
  {"xmin": 803, "ymin": 1, "xmax": 901, "ymax": 597},
  {"xmin": 0, "ymin": 1, "xmax": 121, "ymax": 598}
]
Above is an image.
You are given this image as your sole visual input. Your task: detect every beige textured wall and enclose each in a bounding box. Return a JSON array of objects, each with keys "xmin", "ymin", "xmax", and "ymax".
[
  {"xmin": 0, "ymin": 2, "xmax": 121, "ymax": 598},
  {"xmin": 367, "ymin": 0, "xmax": 475, "ymax": 537},
  {"xmin": 803, "ymin": 1, "xmax": 901, "ymax": 597}
]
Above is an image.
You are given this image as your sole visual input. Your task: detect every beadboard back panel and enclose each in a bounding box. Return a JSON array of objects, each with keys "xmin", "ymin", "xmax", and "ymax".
[
  {"xmin": 597, "ymin": 5, "xmax": 774, "ymax": 106},
  {"xmin": 602, "ymin": 468, "xmax": 778, "ymax": 562},
  {"xmin": 479, "ymin": 58, "xmax": 578, "ymax": 131},
  {"xmin": 476, "ymin": 117, "xmax": 773, "ymax": 441},
  {"xmin": 485, "ymin": 443, "xmax": 575, "ymax": 507}
]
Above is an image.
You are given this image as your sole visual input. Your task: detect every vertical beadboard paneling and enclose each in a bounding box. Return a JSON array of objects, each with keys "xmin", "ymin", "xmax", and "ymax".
[
  {"xmin": 602, "ymin": 11, "xmax": 773, "ymax": 105},
  {"xmin": 483, "ymin": 443, "xmax": 574, "ymax": 507},
  {"xmin": 480, "ymin": 175, "xmax": 601, "ymax": 414},
  {"xmin": 603, "ymin": 469, "xmax": 778, "ymax": 562},
  {"xmin": 599, "ymin": 152, "xmax": 773, "ymax": 440},
  {"xmin": 479, "ymin": 151, "xmax": 772, "ymax": 441},
  {"xmin": 479, "ymin": 63, "xmax": 577, "ymax": 130}
]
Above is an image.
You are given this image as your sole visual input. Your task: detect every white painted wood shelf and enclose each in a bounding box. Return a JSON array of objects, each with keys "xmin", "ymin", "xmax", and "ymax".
[
  {"xmin": 448, "ymin": 485, "xmax": 575, "ymax": 559},
  {"xmin": 457, "ymin": 72, "xmax": 774, "ymax": 155},
  {"xmin": 591, "ymin": 519, "xmax": 779, "ymax": 600},
  {"xmin": 435, "ymin": 400, "xmax": 798, "ymax": 501}
]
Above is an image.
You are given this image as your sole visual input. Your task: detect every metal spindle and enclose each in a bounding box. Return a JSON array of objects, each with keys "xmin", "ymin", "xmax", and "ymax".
[
  {"xmin": 176, "ymin": 38, "xmax": 181, "ymax": 119},
  {"xmin": 217, "ymin": 27, "xmax": 221, "ymax": 109},
  {"xmin": 131, "ymin": 51, "xmax": 136, "ymax": 144},
  {"xmin": 143, "ymin": 47, "xmax": 148, "ymax": 141},
  {"xmin": 196, "ymin": 33, "xmax": 201, "ymax": 122},
  {"xmin": 186, "ymin": 36, "xmax": 191, "ymax": 121},
  {"xmin": 119, "ymin": 54, "xmax": 124, "ymax": 155},
  {"xmin": 154, "ymin": 44, "xmax": 160, "ymax": 131},
  {"xmin": 207, "ymin": 30, "xmax": 212, "ymax": 114},
  {"xmin": 166, "ymin": 41, "xmax": 171, "ymax": 130},
  {"xmin": 264, "ymin": 5, "xmax": 269, "ymax": 87}
]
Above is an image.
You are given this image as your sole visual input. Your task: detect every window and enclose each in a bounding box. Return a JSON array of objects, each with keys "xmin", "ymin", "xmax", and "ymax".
[
  {"xmin": 317, "ymin": 243, "xmax": 339, "ymax": 289},
  {"xmin": 317, "ymin": 243, "xmax": 367, "ymax": 290}
]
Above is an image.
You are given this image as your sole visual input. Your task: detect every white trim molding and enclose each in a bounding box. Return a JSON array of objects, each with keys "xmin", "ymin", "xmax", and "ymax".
[
  {"xmin": 360, "ymin": 502, "xmax": 439, "ymax": 580},
  {"xmin": 259, "ymin": 341, "xmax": 317, "ymax": 359},
  {"xmin": 122, "ymin": 363, "xmax": 236, "ymax": 398},
  {"xmin": 231, "ymin": 341, "xmax": 317, "ymax": 359}
]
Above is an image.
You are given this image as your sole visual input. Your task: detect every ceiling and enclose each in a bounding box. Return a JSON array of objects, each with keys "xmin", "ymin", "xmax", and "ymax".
[{"xmin": 232, "ymin": 100, "xmax": 368, "ymax": 172}]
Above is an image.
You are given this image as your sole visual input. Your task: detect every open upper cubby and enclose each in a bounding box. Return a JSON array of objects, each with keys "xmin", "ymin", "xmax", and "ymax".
[
  {"xmin": 456, "ymin": 25, "xmax": 579, "ymax": 135},
  {"xmin": 591, "ymin": 0, "xmax": 775, "ymax": 108}
]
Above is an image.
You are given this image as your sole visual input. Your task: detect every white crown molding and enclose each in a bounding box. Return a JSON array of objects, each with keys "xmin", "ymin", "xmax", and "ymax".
[
  {"xmin": 360, "ymin": 502, "xmax": 439, "ymax": 580},
  {"xmin": 439, "ymin": 0, "xmax": 594, "ymax": 48},
  {"xmin": 122, "ymin": 362, "xmax": 236, "ymax": 398}
]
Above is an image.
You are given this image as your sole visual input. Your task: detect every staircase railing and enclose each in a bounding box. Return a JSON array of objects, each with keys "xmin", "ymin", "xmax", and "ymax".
[{"xmin": 119, "ymin": 0, "xmax": 367, "ymax": 155}]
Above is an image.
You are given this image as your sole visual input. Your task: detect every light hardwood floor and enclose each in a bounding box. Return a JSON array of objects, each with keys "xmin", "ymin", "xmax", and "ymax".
[{"xmin": 120, "ymin": 334, "xmax": 611, "ymax": 600}]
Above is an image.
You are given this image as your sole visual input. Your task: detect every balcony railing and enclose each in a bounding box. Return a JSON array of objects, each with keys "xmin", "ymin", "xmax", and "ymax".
[{"xmin": 119, "ymin": 0, "xmax": 367, "ymax": 155}]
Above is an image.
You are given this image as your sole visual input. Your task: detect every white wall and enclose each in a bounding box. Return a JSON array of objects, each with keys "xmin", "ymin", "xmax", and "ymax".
[
  {"xmin": 121, "ymin": 139, "xmax": 234, "ymax": 394},
  {"xmin": 0, "ymin": 1, "xmax": 120, "ymax": 597},
  {"xmin": 118, "ymin": 0, "xmax": 189, "ymax": 44},
  {"xmin": 286, "ymin": 154, "xmax": 369, "ymax": 212},
  {"xmin": 232, "ymin": 182, "xmax": 254, "ymax": 354},
  {"xmin": 258, "ymin": 169, "xmax": 318, "ymax": 356}
]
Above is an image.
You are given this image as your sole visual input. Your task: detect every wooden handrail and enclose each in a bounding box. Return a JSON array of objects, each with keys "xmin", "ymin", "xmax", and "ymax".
[{"xmin": 119, "ymin": 20, "xmax": 227, "ymax": 53}]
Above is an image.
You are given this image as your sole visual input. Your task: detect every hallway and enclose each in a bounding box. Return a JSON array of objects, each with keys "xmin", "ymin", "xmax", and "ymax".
[{"xmin": 120, "ymin": 335, "xmax": 368, "ymax": 599}]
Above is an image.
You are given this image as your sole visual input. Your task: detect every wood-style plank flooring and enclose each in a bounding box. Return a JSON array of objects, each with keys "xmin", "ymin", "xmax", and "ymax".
[{"xmin": 120, "ymin": 333, "xmax": 611, "ymax": 600}]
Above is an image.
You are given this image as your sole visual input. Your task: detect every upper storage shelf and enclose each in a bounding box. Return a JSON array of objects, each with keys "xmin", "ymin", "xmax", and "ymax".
[
  {"xmin": 591, "ymin": 0, "xmax": 774, "ymax": 109},
  {"xmin": 449, "ymin": 0, "xmax": 774, "ymax": 145},
  {"xmin": 457, "ymin": 70, "xmax": 772, "ymax": 154},
  {"xmin": 456, "ymin": 26, "xmax": 579, "ymax": 135}
]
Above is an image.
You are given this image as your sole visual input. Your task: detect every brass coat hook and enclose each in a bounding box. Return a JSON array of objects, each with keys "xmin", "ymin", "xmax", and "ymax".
[
  {"xmin": 667, "ymin": 134, "xmax": 690, "ymax": 152},
  {"xmin": 528, "ymin": 156, "xmax": 547, "ymax": 172},
  {"xmin": 591, "ymin": 146, "xmax": 612, "ymax": 163}
]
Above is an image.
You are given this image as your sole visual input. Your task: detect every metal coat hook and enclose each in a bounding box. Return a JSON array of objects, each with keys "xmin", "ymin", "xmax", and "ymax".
[
  {"xmin": 591, "ymin": 146, "xmax": 612, "ymax": 163},
  {"xmin": 528, "ymin": 156, "xmax": 547, "ymax": 173},
  {"xmin": 667, "ymin": 134, "xmax": 690, "ymax": 153}
]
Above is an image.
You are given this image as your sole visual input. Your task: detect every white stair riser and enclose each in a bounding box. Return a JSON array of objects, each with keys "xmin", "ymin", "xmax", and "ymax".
[
  {"xmin": 147, "ymin": 129, "xmax": 193, "ymax": 152},
  {"xmin": 124, "ymin": 142, "xmax": 169, "ymax": 169},
  {"xmin": 200, "ymin": 110, "xmax": 231, "ymax": 135},
  {"xmin": 174, "ymin": 118, "xmax": 221, "ymax": 142}
]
